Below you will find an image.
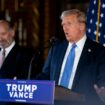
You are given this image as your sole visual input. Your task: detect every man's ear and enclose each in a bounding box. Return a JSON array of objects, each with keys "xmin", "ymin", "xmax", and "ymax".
[
  {"xmin": 80, "ymin": 23, "xmax": 85, "ymax": 31},
  {"xmin": 10, "ymin": 29, "xmax": 15, "ymax": 37}
]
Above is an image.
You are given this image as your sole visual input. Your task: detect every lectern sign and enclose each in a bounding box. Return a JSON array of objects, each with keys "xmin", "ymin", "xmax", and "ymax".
[{"xmin": 0, "ymin": 79, "xmax": 55, "ymax": 104}]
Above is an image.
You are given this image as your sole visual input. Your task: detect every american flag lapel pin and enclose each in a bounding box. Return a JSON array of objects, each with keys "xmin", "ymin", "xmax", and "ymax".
[
  {"xmin": 88, "ymin": 48, "xmax": 91, "ymax": 52},
  {"xmin": 13, "ymin": 76, "xmax": 17, "ymax": 80}
]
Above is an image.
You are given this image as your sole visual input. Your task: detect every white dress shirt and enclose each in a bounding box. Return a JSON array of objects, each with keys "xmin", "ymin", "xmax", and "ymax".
[
  {"xmin": 58, "ymin": 35, "xmax": 87, "ymax": 89},
  {"xmin": 5, "ymin": 41, "xmax": 15, "ymax": 58}
]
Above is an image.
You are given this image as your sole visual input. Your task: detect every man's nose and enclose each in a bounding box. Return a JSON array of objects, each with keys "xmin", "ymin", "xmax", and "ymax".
[{"xmin": 63, "ymin": 26, "xmax": 69, "ymax": 31}]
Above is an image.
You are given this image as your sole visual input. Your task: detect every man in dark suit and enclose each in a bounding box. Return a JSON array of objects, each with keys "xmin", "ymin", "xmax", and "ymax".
[
  {"xmin": 0, "ymin": 19, "xmax": 33, "ymax": 79},
  {"xmin": 36, "ymin": 9, "xmax": 105, "ymax": 105},
  {"xmin": 0, "ymin": 20, "xmax": 36, "ymax": 105}
]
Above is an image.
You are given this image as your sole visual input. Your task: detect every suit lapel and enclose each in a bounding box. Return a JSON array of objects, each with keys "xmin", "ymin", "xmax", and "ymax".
[
  {"xmin": 54, "ymin": 40, "xmax": 68, "ymax": 83},
  {"xmin": 0, "ymin": 44, "xmax": 19, "ymax": 78},
  {"xmin": 72, "ymin": 38, "xmax": 93, "ymax": 90},
  {"xmin": 1, "ymin": 44, "xmax": 18, "ymax": 68}
]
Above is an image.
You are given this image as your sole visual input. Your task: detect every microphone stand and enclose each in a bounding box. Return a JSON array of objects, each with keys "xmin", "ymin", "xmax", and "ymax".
[
  {"xmin": 27, "ymin": 36, "xmax": 58, "ymax": 80},
  {"xmin": 27, "ymin": 54, "xmax": 35, "ymax": 80},
  {"xmin": 27, "ymin": 46, "xmax": 51, "ymax": 80}
]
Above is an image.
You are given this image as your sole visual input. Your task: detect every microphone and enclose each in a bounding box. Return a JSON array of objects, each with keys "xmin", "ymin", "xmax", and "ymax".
[
  {"xmin": 49, "ymin": 36, "xmax": 58, "ymax": 46},
  {"xmin": 39, "ymin": 36, "xmax": 58, "ymax": 51}
]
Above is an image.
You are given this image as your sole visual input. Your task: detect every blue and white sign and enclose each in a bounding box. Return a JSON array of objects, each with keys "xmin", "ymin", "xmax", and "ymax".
[{"xmin": 0, "ymin": 79, "xmax": 55, "ymax": 104}]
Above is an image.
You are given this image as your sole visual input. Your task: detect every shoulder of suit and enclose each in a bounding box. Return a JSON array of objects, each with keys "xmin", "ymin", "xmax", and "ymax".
[{"xmin": 86, "ymin": 37, "xmax": 105, "ymax": 50}]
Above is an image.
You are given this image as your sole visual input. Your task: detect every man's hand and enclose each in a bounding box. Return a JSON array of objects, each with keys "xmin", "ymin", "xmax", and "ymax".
[{"xmin": 94, "ymin": 84, "xmax": 105, "ymax": 103}]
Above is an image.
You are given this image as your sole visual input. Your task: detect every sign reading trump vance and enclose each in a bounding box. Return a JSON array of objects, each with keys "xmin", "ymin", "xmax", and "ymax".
[{"xmin": 0, "ymin": 79, "xmax": 55, "ymax": 104}]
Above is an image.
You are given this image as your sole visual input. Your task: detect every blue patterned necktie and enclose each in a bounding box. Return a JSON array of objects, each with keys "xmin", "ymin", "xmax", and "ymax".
[{"xmin": 60, "ymin": 43, "xmax": 76, "ymax": 88}]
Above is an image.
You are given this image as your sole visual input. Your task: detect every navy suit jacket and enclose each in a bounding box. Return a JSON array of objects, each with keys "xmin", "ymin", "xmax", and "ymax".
[{"xmin": 37, "ymin": 37, "xmax": 105, "ymax": 105}]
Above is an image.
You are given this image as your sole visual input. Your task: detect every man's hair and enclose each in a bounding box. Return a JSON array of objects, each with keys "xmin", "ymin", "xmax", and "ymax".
[
  {"xmin": 60, "ymin": 9, "xmax": 86, "ymax": 24},
  {"xmin": 0, "ymin": 20, "xmax": 14, "ymax": 29}
]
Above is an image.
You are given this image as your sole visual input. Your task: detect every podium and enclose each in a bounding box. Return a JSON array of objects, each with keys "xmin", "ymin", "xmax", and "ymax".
[
  {"xmin": 54, "ymin": 86, "xmax": 85, "ymax": 105},
  {"xmin": 0, "ymin": 79, "xmax": 55, "ymax": 104},
  {"xmin": 0, "ymin": 79, "xmax": 86, "ymax": 105}
]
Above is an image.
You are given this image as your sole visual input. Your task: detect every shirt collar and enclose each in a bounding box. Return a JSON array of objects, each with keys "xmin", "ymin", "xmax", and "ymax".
[
  {"xmin": 68, "ymin": 35, "xmax": 87, "ymax": 51},
  {"xmin": 5, "ymin": 41, "xmax": 15, "ymax": 57},
  {"xmin": 76, "ymin": 35, "xmax": 87, "ymax": 51}
]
